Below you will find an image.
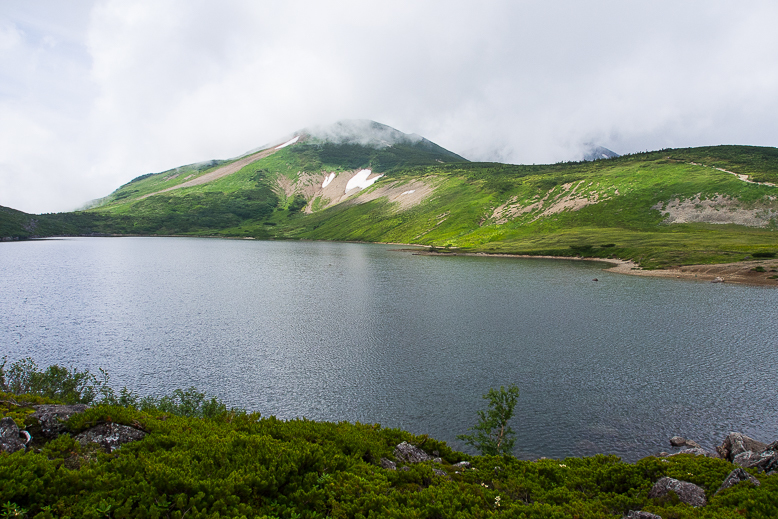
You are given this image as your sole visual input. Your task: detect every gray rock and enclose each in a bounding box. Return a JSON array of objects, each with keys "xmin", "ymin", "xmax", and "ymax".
[
  {"xmin": 432, "ymin": 457, "xmax": 443, "ymax": 463},
  {"xmin": 432, "ymin": 468, "xmax": 448, "ymax": 477},
  {"xmin": 453, "ymin": 461, "xmax": 472, "ymax": 469},
  {"xmin": 0, "ymin": 417, "xmax": 25, "ymax": 454},
  {"xmin": 732, "ymin": 450, "xmax": 778, "ymax": 473},
  {"xmin": 648, "ymin": 477, "xmax": 707, "ymax": 507},
  {"xmin": 74, "ymin": 422, "xmax": 146, "ymax": 452},
  {"xmin": 30, "ymin": 404, "xmax": 89, "ymax": 438},
  {"xmin": 670, "ymin": 436, "xmax": 702, "ymax": 449},
  {"xmin": 762, "ymin": 452, "xmax": 778, "ymax": 474},
  {"xmin": 394, "ymin": 441, "xmax": 433, "ymax": 463},
  {"xmin": 716, "ymin": 468, "xmax": 761, "ymax": 495},
  {"xmin": 733, "ymin": 451, "xmax": 763, "ymax": 468},
  {"xmin": 669, "ymin": 447, "xmax": 712, "ymax": 458},
  {"xmin": 625, "ymin": 511, "xmax": 662, "ymax": 519},
  {"xmin": 717, "ymin": 433, "xmax": 768, "ymax": 461},
  {"xmin": 380, "ymin": 458, "xmax": 396, "ymax": 470}
]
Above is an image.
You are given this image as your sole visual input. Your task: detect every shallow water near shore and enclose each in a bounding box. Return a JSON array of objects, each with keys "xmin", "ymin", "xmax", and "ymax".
[{"xmin": 2, "ymin": 237, "xmax": 776, "ymax": 461}]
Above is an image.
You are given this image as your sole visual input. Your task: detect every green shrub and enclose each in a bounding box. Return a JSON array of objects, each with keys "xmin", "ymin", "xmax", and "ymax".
[
  {"xmin": 2, "ymin": 363, "xmax": 778, "ymax": 518},
  {"xmin": 457, "ymin": 384, "xmax": 520, "ymax": 456},
  {"xmin": 0, "ymin": 357, "xmax": 112, "ymax": 405}
]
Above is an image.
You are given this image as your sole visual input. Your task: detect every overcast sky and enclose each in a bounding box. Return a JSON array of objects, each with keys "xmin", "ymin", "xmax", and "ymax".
[{"xmin": 2, "ymin": 1, "xmax": 777, "ymax": 213}]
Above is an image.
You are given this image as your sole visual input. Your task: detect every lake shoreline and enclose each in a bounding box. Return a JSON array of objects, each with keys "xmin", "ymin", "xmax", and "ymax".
[
  {"xmin": 407, "ymin": 249, "xmax": 778, "ymax": 287},
  {"xmin": 23, "ymin": 235, "xmax": 778, "ymax": 287}
]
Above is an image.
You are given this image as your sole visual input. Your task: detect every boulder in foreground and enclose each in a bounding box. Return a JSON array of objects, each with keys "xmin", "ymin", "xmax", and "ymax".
[
  {"xmin": 648, "ymin": 476, "xmax": 707, "ymax": 507},
  {"xmin": 74, "ymin": 422, "xmax": 147, "ymax": 452},
  {"xmin": 0, "ymin": 417, "xmax": 26, "ymax": 453},
  {"xmin": 716, "ymin": 468, "xmax": 761, "ymax": 495}
]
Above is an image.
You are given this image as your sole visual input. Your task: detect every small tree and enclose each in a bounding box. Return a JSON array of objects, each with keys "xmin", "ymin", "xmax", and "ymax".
[{"xmin": 457, "ymin": 384, "xmax": 520, "ymax": 456}]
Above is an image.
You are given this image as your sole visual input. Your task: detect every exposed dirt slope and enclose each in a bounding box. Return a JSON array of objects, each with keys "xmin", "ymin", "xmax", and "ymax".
[
  {"xmin": 138, "ymin": 148, "xmax": 278, "ymax": 200},
  {"xmin": 281, "ymin": 170, "xmax": 438, "ymax": 213},
  {"xmin": 652, "ymin": 194, "xmax": 778, "ymax": 227}
]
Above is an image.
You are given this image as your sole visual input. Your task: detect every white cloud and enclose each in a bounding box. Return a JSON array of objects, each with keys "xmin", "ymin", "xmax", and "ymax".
[{"xmin": 1, "ymin": 0, "xmax": 777, "ymax": 213}]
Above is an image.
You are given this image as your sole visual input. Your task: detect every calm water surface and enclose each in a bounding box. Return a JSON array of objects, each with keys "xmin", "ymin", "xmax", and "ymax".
[{"xmin": 1, "ymin": 237, "xmax": 776, "ymax": 461}]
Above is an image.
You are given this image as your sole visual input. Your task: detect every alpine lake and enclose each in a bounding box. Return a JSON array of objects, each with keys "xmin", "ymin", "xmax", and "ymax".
[{"xmin": 1, "ymin": 237, "xmax": 776, "ymax": 462}]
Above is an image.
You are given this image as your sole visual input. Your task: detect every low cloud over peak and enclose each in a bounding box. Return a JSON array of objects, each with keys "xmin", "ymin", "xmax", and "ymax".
[{"xmin": 304, "ymin": 120, "xmax": 424, "ymax": 149}]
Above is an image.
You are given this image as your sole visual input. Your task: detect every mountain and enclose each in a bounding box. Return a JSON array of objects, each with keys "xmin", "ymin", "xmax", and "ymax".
[
  {"xmin": 582, "ymin": 145, "xmax": 620, "ymax": 161},
  {"xmin": 0, "ymin": 204, "xmax": 93, "ymax": 240},
  {"xmin": 91, "ymin": 119, "xmax": 467, "ymax": 210},
  {"xmin": 6, "ymin": 121, "xmax": 778, "ymax": 270}
]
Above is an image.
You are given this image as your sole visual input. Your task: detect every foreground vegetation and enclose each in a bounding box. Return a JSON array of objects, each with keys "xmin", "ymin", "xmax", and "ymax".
[{"xmin": 2, "ymin": 359, "xmax": 776, "ymax": 518}]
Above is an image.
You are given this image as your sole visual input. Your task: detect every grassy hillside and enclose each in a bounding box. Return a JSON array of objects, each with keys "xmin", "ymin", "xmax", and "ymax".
[
  {"xmin": 7, "ymin": 140, "xmax": 777, "ymax": 270},
  {"xmin": 0, "ymin": 205, "xmax": 103, "ymax": 240},
  {"xmin": 272, "ymin": 149, "xmax": 778, "ymax": 268}
]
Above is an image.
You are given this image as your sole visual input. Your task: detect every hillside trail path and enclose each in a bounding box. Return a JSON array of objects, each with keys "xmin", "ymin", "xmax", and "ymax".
[
  {"xmin": 687, "ymin": 162, "xmax": 777, "ymax": 187},
  {"xmin": 138, "ymin": 147, "xmax": 278, "ymax": 200}
]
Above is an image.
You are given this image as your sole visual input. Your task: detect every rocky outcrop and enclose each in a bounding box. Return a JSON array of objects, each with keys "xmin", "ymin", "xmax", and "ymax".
[
  {"xmin": 648, "ymin": 477, "xmax": 707, "ymax": 507},
  {"xmin": 74, "ymin": 422, "xmax": 146, "ymax": 452},
  {"xmin": 386, "ymin": 442, "xmax": 451, "ymax": 478},
  {"xmin": 669, "ymin": 436, "xmax": 702, "ymax": 449},
  {"xmin": 0, "ymin": 417, "xmax": 26, "ymax": 453},
  {"xmin": 716, "ymin": 433, "xmax": 768, "ymax": 461},
  {"xmin": 394, "ymin": 441, "xmax": 433, "ymax": 464},
  {"xmin": 715, "ymin": 468, "xmax": 761, "ymax": 495},
  {"xmin": 733, "ymin": 450, "xmax": 778, "ymax": 472},
  {"xmin": 669, "ymin": 447, "xmax": 715, "ymax": 458},
  {"xmin": 30, "ymin": 404, "xmax": 89, "ymax": 438},
  {"xmin": 716, "ymin": 433, "xmax": 777, "ymax": 474}
]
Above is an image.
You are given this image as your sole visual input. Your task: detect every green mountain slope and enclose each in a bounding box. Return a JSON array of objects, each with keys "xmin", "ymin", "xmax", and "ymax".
[
  {"xmin": 89, "ymin": 138, "xmax": 778, "ymax": 267},
  {"xmin": 0, "ymin": 205, "xmax": 101, "ymax": 240},
  {"xmin": 273, "ymin": 147, "xmax": 778, "ymax": 268},
  {"xmin": 9, "ymin": 120, "xmax": 777, "ymax": 269}
]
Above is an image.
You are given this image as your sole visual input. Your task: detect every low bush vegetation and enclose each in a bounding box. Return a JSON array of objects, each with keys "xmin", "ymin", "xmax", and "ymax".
[{"xmin": 1, "ymin": 360, "xmax": 776, "ymax": 518}]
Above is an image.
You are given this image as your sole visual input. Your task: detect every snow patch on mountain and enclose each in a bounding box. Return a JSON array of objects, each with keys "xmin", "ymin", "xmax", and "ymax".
[
  {"xmin": 322, "ymin": 172, "xmax": 336, "ymax": 188},
  {"xmin": 345, "ymin": 169, "xmax": 383, "ymax": 192},
  {"xmin": 275, "ymin": 136, "xmax": 299, "ymax": 149}
]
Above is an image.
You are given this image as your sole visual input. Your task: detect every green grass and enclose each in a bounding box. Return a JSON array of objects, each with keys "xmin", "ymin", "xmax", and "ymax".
[
  {"xmin": 270, "ymin": 155, "xmax": 777, "ymax": 268},
  {"xmin": 6, "ymin": 144, "xmax": 776, "ymax": 270}
]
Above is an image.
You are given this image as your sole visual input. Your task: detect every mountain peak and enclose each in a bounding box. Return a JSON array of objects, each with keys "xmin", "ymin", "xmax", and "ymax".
[
  {"xmin": 249, "ymin": 119, "xmax": 467, "ymax": 164},
  {"xmin": 302, "ymin": 120, "xmax": 424, "ymax": 149},
  {"xmin": 582, "ymin": 145, "xmax": 620, "ymax": 161}
]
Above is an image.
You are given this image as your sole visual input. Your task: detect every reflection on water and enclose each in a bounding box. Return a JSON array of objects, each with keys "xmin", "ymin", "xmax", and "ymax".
[{"xmin": 1, "ymin": 237, "xmax": 776, "ymax": 461}]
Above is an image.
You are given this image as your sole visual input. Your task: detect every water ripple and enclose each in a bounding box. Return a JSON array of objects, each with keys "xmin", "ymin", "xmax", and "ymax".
[{"xmin": 1, "ymin": 237, "xmax": 776, "ymax": 461}]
